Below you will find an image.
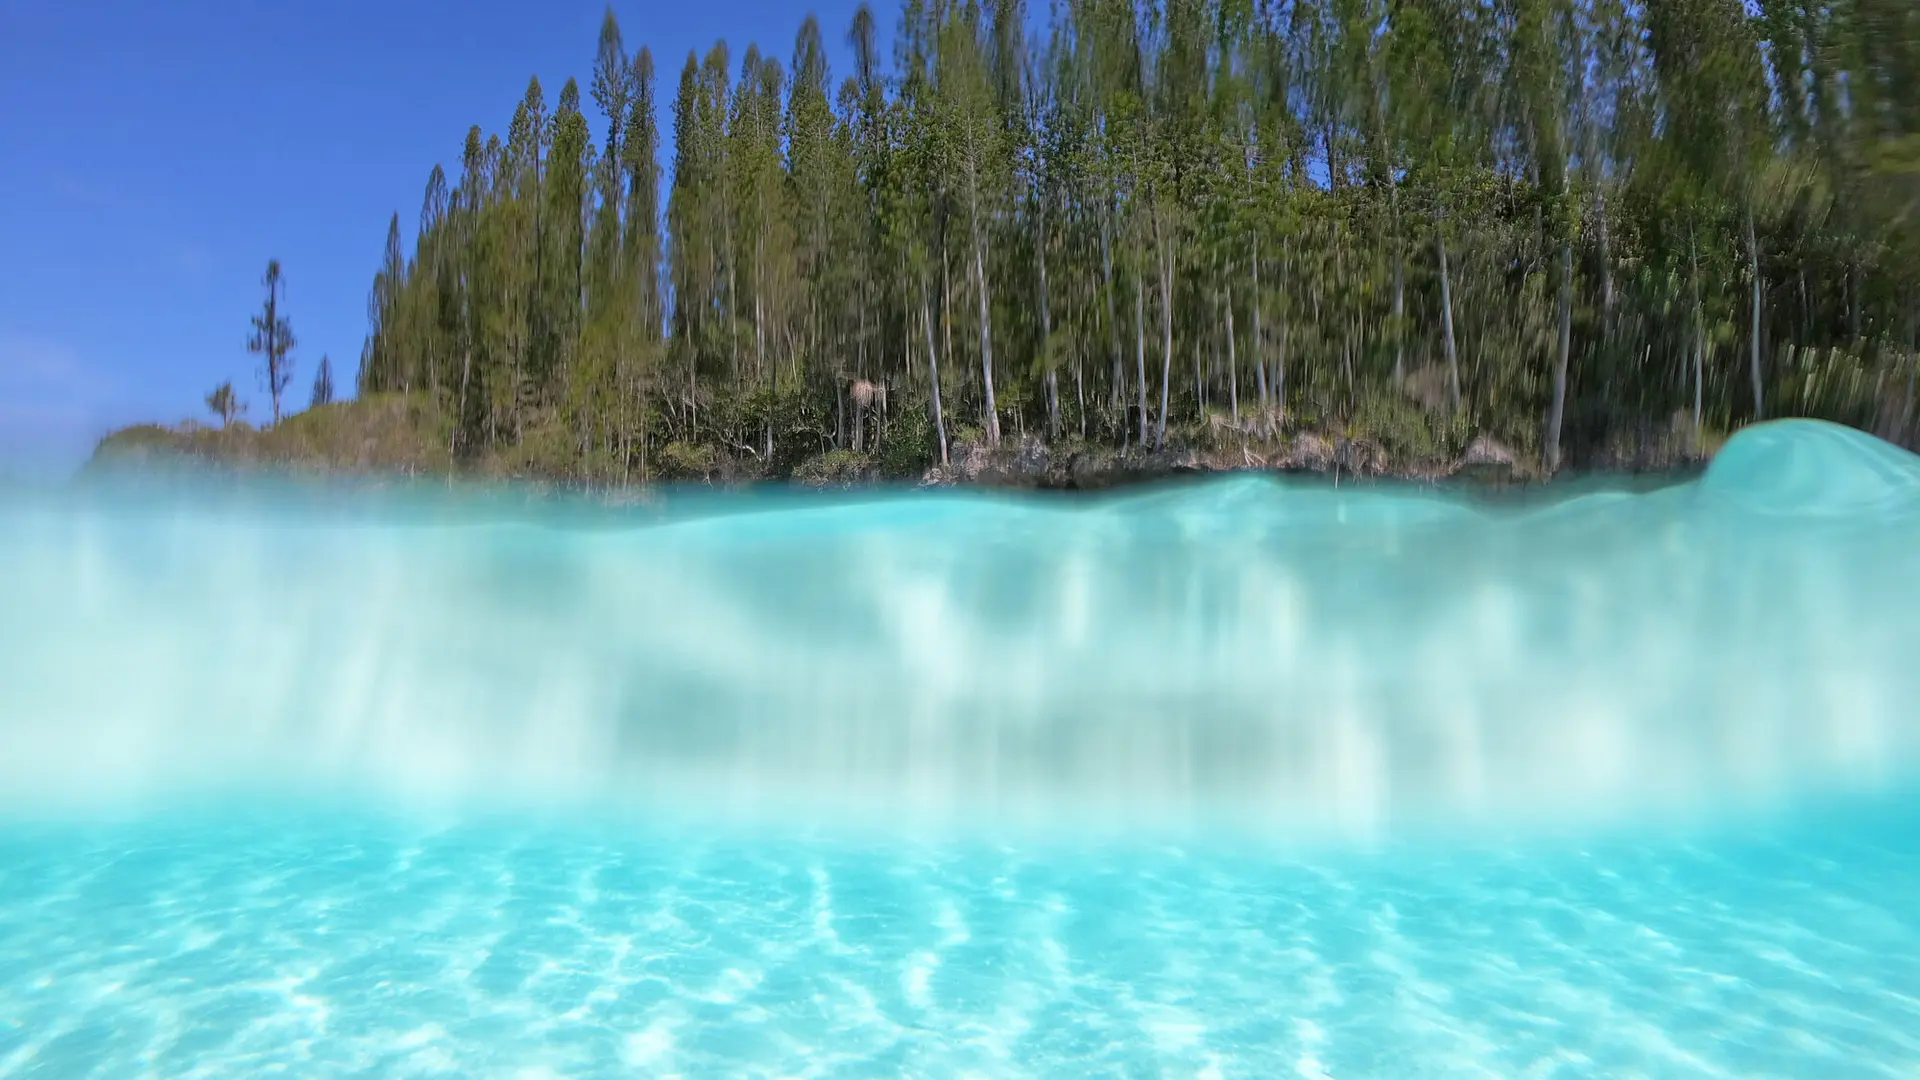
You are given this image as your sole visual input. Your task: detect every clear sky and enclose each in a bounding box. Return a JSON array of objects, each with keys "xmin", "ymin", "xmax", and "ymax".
[{"xmin": 0, "ymin": 0, "xmax": 867, "ymax": 477}]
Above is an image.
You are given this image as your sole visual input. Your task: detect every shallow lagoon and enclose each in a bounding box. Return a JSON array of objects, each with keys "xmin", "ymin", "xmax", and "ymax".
[{"xmin": 2, "ymin": 419, "xmax": 1918, "ymax": 1077}]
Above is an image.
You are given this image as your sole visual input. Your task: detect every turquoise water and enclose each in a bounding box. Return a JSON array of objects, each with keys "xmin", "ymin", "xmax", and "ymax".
[
  {"xmin": 3, "ymin": 419, "xmax": 1920, "ymax": 1076},
  {"xmin": 1, "ymin": 801, "xmax": 1917, "ymax": 1078}
]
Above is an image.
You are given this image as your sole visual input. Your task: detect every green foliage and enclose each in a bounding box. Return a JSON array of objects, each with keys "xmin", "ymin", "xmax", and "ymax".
[
  {"xmin": 1349, "ymin": 394, "xmax": 1474, "ymax": 466},
  {"xmin": 94, "ymin": 394, "xmax": 451, "ymax": 476},
  {"xmin": 310, "ymin": 356, "xmax": 335, "ymax": 408},
  {"xmin": 655, "ymin": 440, "xmax": 717, "ymax": 480},
  {"xmin": 793, "ymin": 449, "xmax": 874, "ymax": 488},
  {"xmin": 246, "ymin": 260, "xmax": 296, "ymax": 425},
  {"xmin": 1775, "ymin": 345, "xmax": 1884, "ymax": 430},
  {"xmin": 329, "ymin": 0, "xmax": 1920, "ymax": 490},
  {"xmin": 491, "ymin": 412, "xmax": 585, "ymax": 481},
  {"xmin": 205, "ymin": 381, "xmax": 242, "ymax": 427},
  {"xmin": 875, "ymin": 406, "xmax": 938, "ymax": 478}
]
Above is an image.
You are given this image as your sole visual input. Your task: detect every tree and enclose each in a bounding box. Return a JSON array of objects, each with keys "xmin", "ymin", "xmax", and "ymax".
[
  {"xmin": 247, "ymin": 259, "xmax": 296, "ymax": 424},
  {"xmin": 349, "ymin": 0, "xmax": 1920, "ymax": 486},
  {"xmin": 359, "ymin": 213, "xmax": 406, "ymax": 394},
  {"xmin": 205, "ymin": 380, "xmax": 243, "ymax": 427},
  {"xmin": 311, "ymin": 354, "xmax": 335, "ymax": 408},
  {"xmin": 936, "ymin": 1, "xmax": 1008, "ymax": 445}
]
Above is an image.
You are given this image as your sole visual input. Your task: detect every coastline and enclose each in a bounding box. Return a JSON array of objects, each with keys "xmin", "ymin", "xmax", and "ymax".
[{"xmin": 79, "ymin": 392, "xmax": 1720, "ymax": 503}]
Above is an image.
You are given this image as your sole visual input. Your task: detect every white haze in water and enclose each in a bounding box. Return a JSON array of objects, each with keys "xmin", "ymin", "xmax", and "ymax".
[{"xmin": 2, "ymin": 419, "xmax": 1918, "ymax": 839}]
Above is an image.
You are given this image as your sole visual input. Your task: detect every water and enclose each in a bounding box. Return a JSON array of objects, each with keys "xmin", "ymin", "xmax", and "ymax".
[{"xmin": 2, "ymin": 418, "xmax": 1918, "ymax": 1077}]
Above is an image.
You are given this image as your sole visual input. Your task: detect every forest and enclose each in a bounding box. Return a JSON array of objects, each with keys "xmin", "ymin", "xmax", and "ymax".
[{"xmin": 345, "ymin": 0, "xmax": 1920, "ymax": 485}]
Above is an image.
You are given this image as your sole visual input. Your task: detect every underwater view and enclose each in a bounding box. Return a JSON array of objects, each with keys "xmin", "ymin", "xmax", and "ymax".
[
  {"xmin": 2, "ymin": 418, "xmax": 1918, "ymax": 1077},
  {"xmin": 9, "ymin": 0, "xmax": 1920, "ymax": 1069}
]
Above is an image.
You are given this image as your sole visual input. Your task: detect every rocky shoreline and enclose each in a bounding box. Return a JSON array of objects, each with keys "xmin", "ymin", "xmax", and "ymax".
[
  {"xmin": 83, "ymin": 394, "xmax": 1722, "ymax": 501},
  {"xmin": 912, "ymin": 430, "xmax": 1544, "ymax": 491}
]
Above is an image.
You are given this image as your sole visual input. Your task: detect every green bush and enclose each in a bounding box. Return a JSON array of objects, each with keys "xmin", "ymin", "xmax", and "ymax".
[
  {"xmin": 1349, "ymin": 394, "xmax": 1471, "ymax": 464},
  {"xmin": 1778, "ymin": 345, "xmax": 1880, "ymax": 430},
  {"xmin": 875, "ymin": 408, "xmax": 937, "ymax": 478},
  {"xmin": 656, "ymin": 440, "xmax": 717, "ymax": 480},
  {"xmin": 793, "ymin": 448, "xmax": 873, "ymax": 488}
]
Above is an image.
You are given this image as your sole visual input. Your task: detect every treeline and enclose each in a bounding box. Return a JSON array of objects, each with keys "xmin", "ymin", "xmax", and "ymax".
[{"xmin": 355, "ymin": 0, "xmax": 1920, "ymax": 483}]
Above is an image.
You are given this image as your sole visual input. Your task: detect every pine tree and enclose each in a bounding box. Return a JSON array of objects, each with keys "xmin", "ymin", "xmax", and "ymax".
[
  {"xmin": 348, "ymin": 0, "xmax": 1920, "ymax": 484},
  {"xmin": 623, "ymin": 47, "xmax": 664, "ymax": 338},
  {"xmin": 205, "ymin": 380, "xmax": 242, "ymax": 427},
  {"xmin": 311, "ymin": 355, "xmax": 335, "ymax": 407},
  {"xmin": 360, "ymin": 212, "xmax": 406, "ymax": 394},
  {"xmin": 247, "ymin": 259, "xmax": 296, "ymax": 424}
]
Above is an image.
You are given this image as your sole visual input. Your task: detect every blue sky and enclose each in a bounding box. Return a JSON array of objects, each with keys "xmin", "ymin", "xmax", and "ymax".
[{"xmin": 0, "ymin": 0, "xmax": 866, "ymax": 476}]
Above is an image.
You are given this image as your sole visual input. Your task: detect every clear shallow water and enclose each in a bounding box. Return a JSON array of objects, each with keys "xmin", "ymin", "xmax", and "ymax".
[
  {"xmin": 3, "ymin": 418, "xmax": 1920, "ymax": 1076},
  {"xmin": 1, "ymin": 803, "xmax": 1917, "ymax": 1079}
]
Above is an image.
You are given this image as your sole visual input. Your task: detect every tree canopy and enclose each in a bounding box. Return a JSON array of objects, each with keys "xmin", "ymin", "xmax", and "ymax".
[{"xmin": 354, "ymin": 0, "xmax": 1920, "ymax": 483}]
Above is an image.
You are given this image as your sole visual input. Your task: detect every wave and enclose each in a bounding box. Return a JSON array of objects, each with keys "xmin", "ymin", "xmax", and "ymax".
[{"xmin": 3, "ymin": 419, "xmax": 1918, "ymax": 839}]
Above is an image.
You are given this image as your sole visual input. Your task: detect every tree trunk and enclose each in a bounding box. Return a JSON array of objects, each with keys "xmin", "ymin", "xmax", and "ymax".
[
  {"xmin": 1337, "ymin": 244, "xmax": 1354, "ymax": 401},
  {"xmin": 1438, "ymin": 219, "xmax": 1462, "ymax": 415},
  {"xmin": 1746, "ymin": 205, "xmax": 1764, "ymax": 421},
  {"xmin": 1690, "ymin": 230, "xmax": 1705, "ymax": 443},
  {"xmin": 1225, "ymin": 284, "xmax": 1239, "ymax": 425},
  {"xmin": 1391, "ymin": 247, "xmax": 1405, "ymax": 384},
  {"xmin": 454, "ymin": 341, "xmax": 473, "ymax": 459},
  {"xmin": 1101, "ymin": 201, "xmax": 1122, "ymax": 413},
  {"xmin": 923, "ymin": 278, "xmax": 948, "ymax": 466},
  {"xmin": 1193, "ymin": 322, "xmax": 1204, "ymax": 415},
  {"xmin": 1251, "ymin": 245, "xmax": 1268, "ymax": 409},
  {"xmin": 967, "ymin": 166, "xmax": 1000, "ymax": 446},
  {"xmin": 724, "ymin": 219, "xmax": 738, "ymax": 381},
  {"xmin": 943, "ymin": 245, "xmax": 954, "ymax": 396},
  {"xmin": 1035, "ymin": 157, "xmax": 1058, "ymax": 441},
  {"xmin": 1799, "ymin": 268, "xmax": 1810, "ymax": 343},
  {"xmin": 1276, "ymin": 240, "xmax": 1289, "ymax": 410},
  {"xmin": 1545, "ymin": 241, "xmax": 1572, "ymax": 474},
  {"xmin": 1906, "ymin": 304, "xmax": 1918, "ymax": 445},
  {"xmin": 1039, "ymin": 216, "xmax": 1058, "ymax": 440},
  {"xmin": 1155, "ymin": 236, "xmax": 1174, "ymax": 452},
  {"xmin": 902, "ymin": 256, "xmax": 914, "ymax": 393},
  {"xmin": 1598, "ymin": 186, "xmax": 1613, "ymax": 326},
  {"xmin": 1075, "ymin": 349, "xmax": 1086, "ymax": 438},
  {"xmin": 266, "ymin": 286, "xmax": 284, "ymax": 425},
  {"xmin": 1277, "ymin": 321, "xmax": 1290, "ymax": 414},
  {"xmin": 1850, "ymin": 262, "xmax": 1861, "ymax": 342},
  {"xmin": 1135, "ymin": 255, "xmax": 1149, "ymax": 447}
]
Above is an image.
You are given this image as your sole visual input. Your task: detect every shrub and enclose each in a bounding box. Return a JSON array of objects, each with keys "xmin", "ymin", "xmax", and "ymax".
[
  {"xmin": 793, "ymin": 448, "xmax": 873, "ymax": 488},
  {"xmin": 656, "ymin": 440, "xmax": 717, "ymax": 481},
  {"xmin": 875, "ymin": 408, "xmax": 937, "ymax": 478}
]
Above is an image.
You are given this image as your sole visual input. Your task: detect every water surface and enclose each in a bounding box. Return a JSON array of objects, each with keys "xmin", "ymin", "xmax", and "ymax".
[{"xmin": 2, "ymin": 419, "xmax": 1918, "ymax": 1076}]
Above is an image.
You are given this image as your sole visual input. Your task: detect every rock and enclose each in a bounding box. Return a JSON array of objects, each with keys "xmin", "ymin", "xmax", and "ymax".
[
  {"xmin": 951, "ymin": 442, "xmax": 991, "ymax": 482},
  {"xmin": 1004, "ymin": 435, "xmax": 1051, "ymax": 479},
  {"xmin": 1167, "ymin": 448, "xmax": 1205, "ymax": 472},
  {"xmin": 1333, "ymin": 437, "xmax": 1389, "ymax": 476},
  {"xmin": 928, "ymin": 435, "xmax": 1056, "ymax": 487},
  {"xmin": 1064, "ymin": 449, "xmax": 1118, "ymax": 489},
  {"xmin": 1450, "ymin": 433, "xmax": 1521, "ymax": 483},
  {"xmin": 1461, "ymin": 434, "xmax": 1517, "ymax": 468}
]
